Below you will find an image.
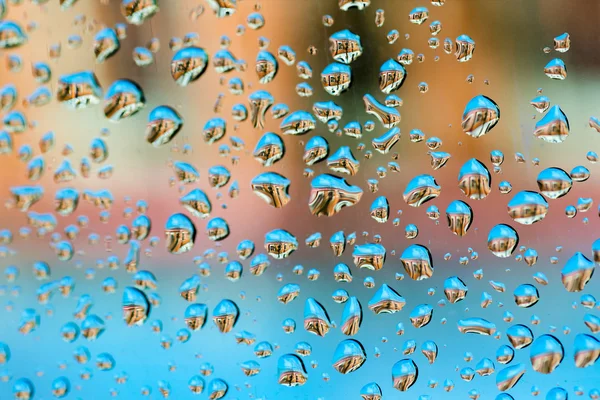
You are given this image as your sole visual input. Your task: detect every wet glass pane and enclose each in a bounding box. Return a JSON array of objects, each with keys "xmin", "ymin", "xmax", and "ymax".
[{"xmin": 0, "ymin": 1, "xmax": 599, "ymax": 399}]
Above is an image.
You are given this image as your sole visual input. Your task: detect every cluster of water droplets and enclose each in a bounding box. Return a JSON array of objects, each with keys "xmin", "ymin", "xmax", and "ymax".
[{"xmin": 0, "ymin": 0, "xmax": 599, "ymax": 399}]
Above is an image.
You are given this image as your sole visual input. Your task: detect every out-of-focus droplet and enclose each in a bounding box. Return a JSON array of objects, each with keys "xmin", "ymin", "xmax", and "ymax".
[
  {"xmin": 93, "ymin": 28, "xmax": 120, "ymax": 63},
  {"xmin": 122, "ymin": 287, "xmax": 150, "ymax": 326},
  {"xmin": 12, "ymin": 378, "xmax": 34, "ymax": 399},
  {"xmin": 408, "ymin": 7, "xmax": 428, "ymax": 24},
  {"xmin": 574, "ymin": 333, "xmax": 600, "ymax": 368},
  {"xmin": 277, "ymin": 45, "xmax": 296, "ymax": 65},
  {"xmin": 206, "ymin": 217, "xmax": 229, "ymax": 241},
  {"xmin": 57, "ymin": 71, "xmax": 103, "ymax": 109},
  {"xmin": 207, "ymin": 0, "xmax": 237, "ymax": 17},
  {"xmin": 121, "ymin": 0, "xmax": 159, "ymax": 25},
  {"xmin": 0, "ymin": 21, "xmax": 27, "ymax": 49},
  {"xmin": 133, "ymin": 46, "xmax": 154, "ymax": 67}
]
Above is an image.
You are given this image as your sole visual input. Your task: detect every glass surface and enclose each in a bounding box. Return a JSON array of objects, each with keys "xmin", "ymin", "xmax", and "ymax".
[{"xmin": 0, "ymin": 1, "xmax": 599, "ymax": 399}]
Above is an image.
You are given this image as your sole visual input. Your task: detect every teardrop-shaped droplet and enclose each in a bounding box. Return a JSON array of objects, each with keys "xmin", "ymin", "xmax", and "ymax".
[
  {"xmin": 403, "ymin": 175, "xmax": 441, "ymax": 207},
  {"xmin": 122, "ymin": 286, "xmax": 150, "ymax": 326},
  {"xmin": 530, "ymin": 334, "xmax": 564, "ymax": 374},
  {"xmin": 103, "ymin": 79, "xmax": 145, "ymax": 121},
  {"xmin": 304, "ymin": 298, "xmax": 331, "ymax": 337},
  {"xmin": 446, "ymin": 200, "xmax": 472, "ymax": 236},
  {"xmin": 277, "ymin": 354, "xmax": 307, "ymax": 386},
  {"xmin": 332, "ymin": 339, "xmax": 366, "ymax": 374},
  {"xmin": 340, "ymin": 296, "xmax": 362, "ymax": 335},
  {"xmin": 391, "ymin": 359, "xmax": 418, "ymax": 391},
  {"xmin": 561, "ymin": 252, "xmax": 595, "ymax": 292},
  {"xmin": 400, "ymin": 244, "xmax": 433, "ymax": 280},
  {"xmin": 462, "ymin": 95, "xmax": 500, "ymax": 138},
  {"xmin": 488, "ymin": 224, "xmax": 519, "ymax": 258},
  {"xmin": 533, "ymin": 105, "xmax": 569, "ymax": 143},
  {"xmin": 212, "ymin": 299, "xmax": 239, "ymax": 333}
]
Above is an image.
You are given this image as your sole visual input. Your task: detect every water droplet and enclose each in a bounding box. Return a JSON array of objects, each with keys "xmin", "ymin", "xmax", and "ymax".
[
  {"xmin": 403, "ymin": 175, "xmax": 440, "ymax": 207},
  {"xmin": 212, "ymin": 299, "xmax": 239, "ymax": 333},
  {"xmin": 529, "ymin": 334, "xmax": 564, "ymax": 374},
  {"xmin": 304, "ymin": 298, "xmax": 331, "ymax": 337},
  {"xmin": 544, "ymin": 58, "xmax": 567, "ymax": 80},
  {"xmin": 256, "ymin": 50, "xmax": 278, "ymax": 84},
  {"xmin": 0, "ymin": 21, "xmax": 27, "ymax": 49},
  {"xmin": 57, "ymin": 71, "xmax": 103, "ymax": 109},
  {"xmin": 507, "ymin": 191, "xmax": 548, "ymax": 224},
  {"xmin": 507, "ymin": 324, "xmax": 534, "ymax": 349},
  {"xmin": 562, "ymin": 252, "xmax": 595, "ymax": 292},
  {"xmin": 455, "ymin": 34, "xmax": 475, "ymax": 62},
  {"xmin": 534, "ymin": 105, "xmax": 569, "ymax": 143},
  {"xmin": 332, "ymin": 339, "xmax": 366, "ymax": 374},
  {"xmin": 251, "ymin": 172, "xmax": 291, "ymax": 208},
  {"xmin": 392, "ymin": 359, "xmax": 418, "ymax": 391},
  {"xmin": 496, "ymin": 363, "xmax": 526, "ymax": 391},
  {"xmin": 277, "ymin": 354, "xmax": 307, "ymax": 386},
  {"xmin": 488, "ymin": 224, "xmax": 519, "ymax": 258},
  {"xmin": 103, "ymin": 79, "xmax": 145, "ymax": 121},
  {"xmin": 171, "ymin": 47, "xmax": 208, "ymax": 86},
  {"xmin": 368, "ymin": 284, "xmax": 405, "ymax": 313},
  {"xmin": 462, "ymin": 95, "xmax": 500, "ymax": 138},
  {"xmin": 457, "ymin": 318, "xmax": 496, "ymax": 335},
  {"xmin": 514, "ymin": 284, "xmax": 540, "ymax": 307},
  {"xmin": 446, "ymin": 200, "xmax": 473, "ymax": 236}
]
